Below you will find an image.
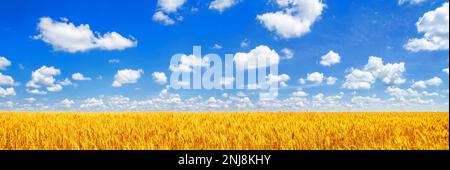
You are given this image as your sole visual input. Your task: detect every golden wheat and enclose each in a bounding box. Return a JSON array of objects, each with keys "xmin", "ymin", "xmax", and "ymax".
[{"xmin": 0, "ymin": 112, "xmax": 448, "ymax": 150}]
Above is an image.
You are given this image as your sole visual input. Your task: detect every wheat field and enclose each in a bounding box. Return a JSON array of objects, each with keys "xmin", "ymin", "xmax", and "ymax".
[{"xmin": 0, "ymin": 112, "xmax": 448, "ymax": 150}]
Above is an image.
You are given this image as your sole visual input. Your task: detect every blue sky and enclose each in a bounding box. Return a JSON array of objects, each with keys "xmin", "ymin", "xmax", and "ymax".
[{"xmin": 0, "ymin": 0, "xmax": 448, "ymax": 111}]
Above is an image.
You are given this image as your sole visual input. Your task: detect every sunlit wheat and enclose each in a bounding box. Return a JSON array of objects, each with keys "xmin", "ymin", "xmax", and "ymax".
[{"xmin": 0, "ymin": 112, "xmax": 448, "ymax": 150}]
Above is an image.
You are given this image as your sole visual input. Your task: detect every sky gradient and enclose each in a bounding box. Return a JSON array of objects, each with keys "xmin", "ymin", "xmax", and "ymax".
[{"xmin": 0, "ymin": 0, "xmax": 449, "ymax": 111}]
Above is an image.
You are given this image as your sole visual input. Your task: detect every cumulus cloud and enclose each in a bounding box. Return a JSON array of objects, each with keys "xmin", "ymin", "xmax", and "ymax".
[
  {"xmin": 292, "ymin": 89, "xmax": 309, "ymax": 97},
  {"xmin": 80, "ymin": 97, "xmax": 105, "ymax": 108},
  {"xmin": 364, "ymin": 56, "xmax": 406, "ymax": 85},
  {"xmin": 299, "ymin": 78, "xmax": 306, "ymax": 85},
  {"xmin": 152, "ymin": 72, "xmax": 168, "ymax": 85},
  {"xmin": 209, "ymin": 0, "xmax": 238, "ymax": 13},
  {"xmin": 60, "ymin": 78, "xmax": 73, "ymax": 86},
  {"xmin": 152, "ymin": 11, "xmax": 175, "ymax": 25},
  {"xmin": 72, "ymin": 73, "xmax": 91, "ymax": 81},
  {"xmin": 312, "ymin": 92, "xmax": 343, "ymax": 107},
  {"xmin": 169, "ymin": 54, "xmax": 209, "ymax": 72},
  {"xmin": 298, "ymin": 72, "xmax": 335, "ymax": 86},
  {"xmin": 343, "ymin": 56, "xmax": 406, "ymax": 90},
  {"xmin": 257, "ymin": 0, "xmax": 325, "ymax": 38},
  {"xmin": 153, "ymin": 0, "xmax": 187, "ymax": 25},
  {"xmin": 306, "ymin": 72, "xmax": 324, "ymax": 84},
  {"xmin": 0, "ymin": 73, "xmax": 16, "ymax": 86},
  {"xmin": 34, "ymin": 17, "xmax": 137, "ymax": 53},
  {"xmin": 157, "ymin": 0, "xmax": 186, "ymax": 13},
  {"xmin": 320, "ymin": 50, "xmax": 341, "ymax": 66},
  {"xmin": 342, "ymin": 69, "xmax": 376, "ymax": 90},
  {"xmin": 112, "ymin": 69, "xmax": 144, "ymax": 87},
  {"xmin": 412, "ymin": 77, "xmax": 442, "ymax": 89},
  {"xmin": 266, "ymin": 74, "xmax": 290, "ymax": 87},
  {"xmin": 26, "ymin": 89, "xmax": 48, "ymax": 95},
  {"xmin": 0, "ymin": 56, "xmax": 11, "ymax": 70},
  {"xmin": 326, "ymin": 76, "xmax": 337, "ymax": 85},
  {"xmin": 234, "ymin": 45, "xmax": 280, "ymax": 69},
  {"xmin": 26, "ymin": 66, "xmax": 70, "ymax": 94},
  {"xmin": 404, "ymin": 2, "xmax": 449, "ymax": 52},
  {"xmin": 385, "ymin": 86, "xmax": 421, "ymax": 98},
  {"xmin": 0, "ymin": 87, "xmax": 15, "ymax": 97},
  {"xmin": 61, "ymin": 98, "xmax": 75, "ymax": 107},
  {"xmin": 350, "ymin": 95, "xmax": 382, "ymax": 106}
]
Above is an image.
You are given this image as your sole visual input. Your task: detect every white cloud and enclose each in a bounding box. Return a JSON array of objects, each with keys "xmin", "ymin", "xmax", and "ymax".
[
  {"xmin": 209, "ymin": 0, "xmax": 238, "ymax": 13},
  {"xmin": 152, "ymin": 11, "xmax": 176, "ymax": 25},
  {"xmin": 152, "ymin": 72, "xmax": 168, "ymax": 85},
  {"xmin": 343, "ymin": 56, "xmax": 406, "ymax": 90},
  {"xmin": 94, "ymin": 32, "xmax": 137, "ymax": 51},
  {"xmin": 72, "ymin": 73, "xmax": 91, "ymax": 81},
  {"xmin": 80, "ymin": 97, "xmax": 105, "ymax": 108},
  {"xmin": 0, "ymin": 101, "xmax": 14, "ymax": 108},
  {"xmin": 342, "ymin": 69, "xmax": 375, "ymax": 90},
  {"xmin": 299, "ymin": 78, "xmax": 306, "ymax": 85},
  {"xmin": 443, "ymin": 67, "xmax": 449, "ymax": 75},
  {"xmin": 34, "ymin": 17, "xmax": 136, "ymax": 53},
  {"xmin": 281, "ymin": 48, "xmax": 294, "ymax": 59},
  {"xmin": 385, "ymin": 86, "xmax": 421, "ymax": 98},
  {"xmin": 326, "ymin": 76, "xmax": 337, "ymax": 85},
  {"xmin": 234, "ymin": 45, "xmax": 280, "ymax": 69},
  {"xmin": 266, "ymin": 74, "xmax": 290, "ymax": 87},
  {"xmin": 425, "ymin": 77, "xmax": 442, "ymax": 86},
  {"xmin": 320, "ymin": 50, "xmax": 341, "ymax": 66},
  {"xmin": 112, "ymin": 69, "xmax": 144, "ymax": 87},
  {"xmin": 47, "ymin": 84, "xmax": 63, "ymax": 92},
  {"xmin": 351, "ymin": 95, "xmax": 382, "ymax": 106},
  {"xmin": 169, "ymin": 54, "xmax": 209, "ymax": 72},
  {"xmin": 0, "ymin": 73, "xmax": 16, "ymax": 86},
  {"xmin": 411, "ymin": 77, "xmax": 442, "ymax": 89},
  {"xmin": 257, "ymin": 0, "xmax": 325, "ymax": 38},
  {"xmin": 306, "ymin": 72, "xmax": 324, "ymax": 84},
  {"xmin": 26, "ymin": 66, "xmax": 68, "ymax": 94},
  {"xmin": 153, "ymin": 0, "xmax": 187, "ymax": 25},
  {"xmin": 364, "ymin": 56, "xmax": 406, "ymax": 85},
  {"xmin": 422, "ymin": 91, "xmax": 439, "ymax": 97},
  {"xmin": 298, "ymin": 72, "xmax": 335, "ymax": 86},
  {"xmin": 312, "ymin": 92, "xmax": 343, "ymax": 107},
  {"xmin": 411, "ymin": 81, "xmax": 427, "ymax": 89},
  {"xmin": 404, "ymin": 2, "xmax": 449, "ymax": 52},
  {"xmin": 0, "ymin": 56, "xmax": 11, "ymax": 70},
  {"xmin": 398, "ymin": 0, "xmax": 426, "ymax": 5},
  {"xmin": 275, "ymin": 0, "xmax": 296, "ymax": 7},
  {"xmin": 26, "ymin": 89, "xmax": 47, "ymax": 95},
  {"xmin": 25, "ymin": 97, "xmax": 37, "ymax": 103},
  {"xmin": 157, "ymin": 0, "xmax": 186, "ymax": 13},
  {"xmin": 61, "ymin": 98, "xmax": 75, "ymax": 107},
  {"xmin": 292, "ymin": 89, "xmax": 309, "ymax": 97},
  {"xmin": 0, "ymin": 87, "xmax": 15, "ymax": 97}
]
